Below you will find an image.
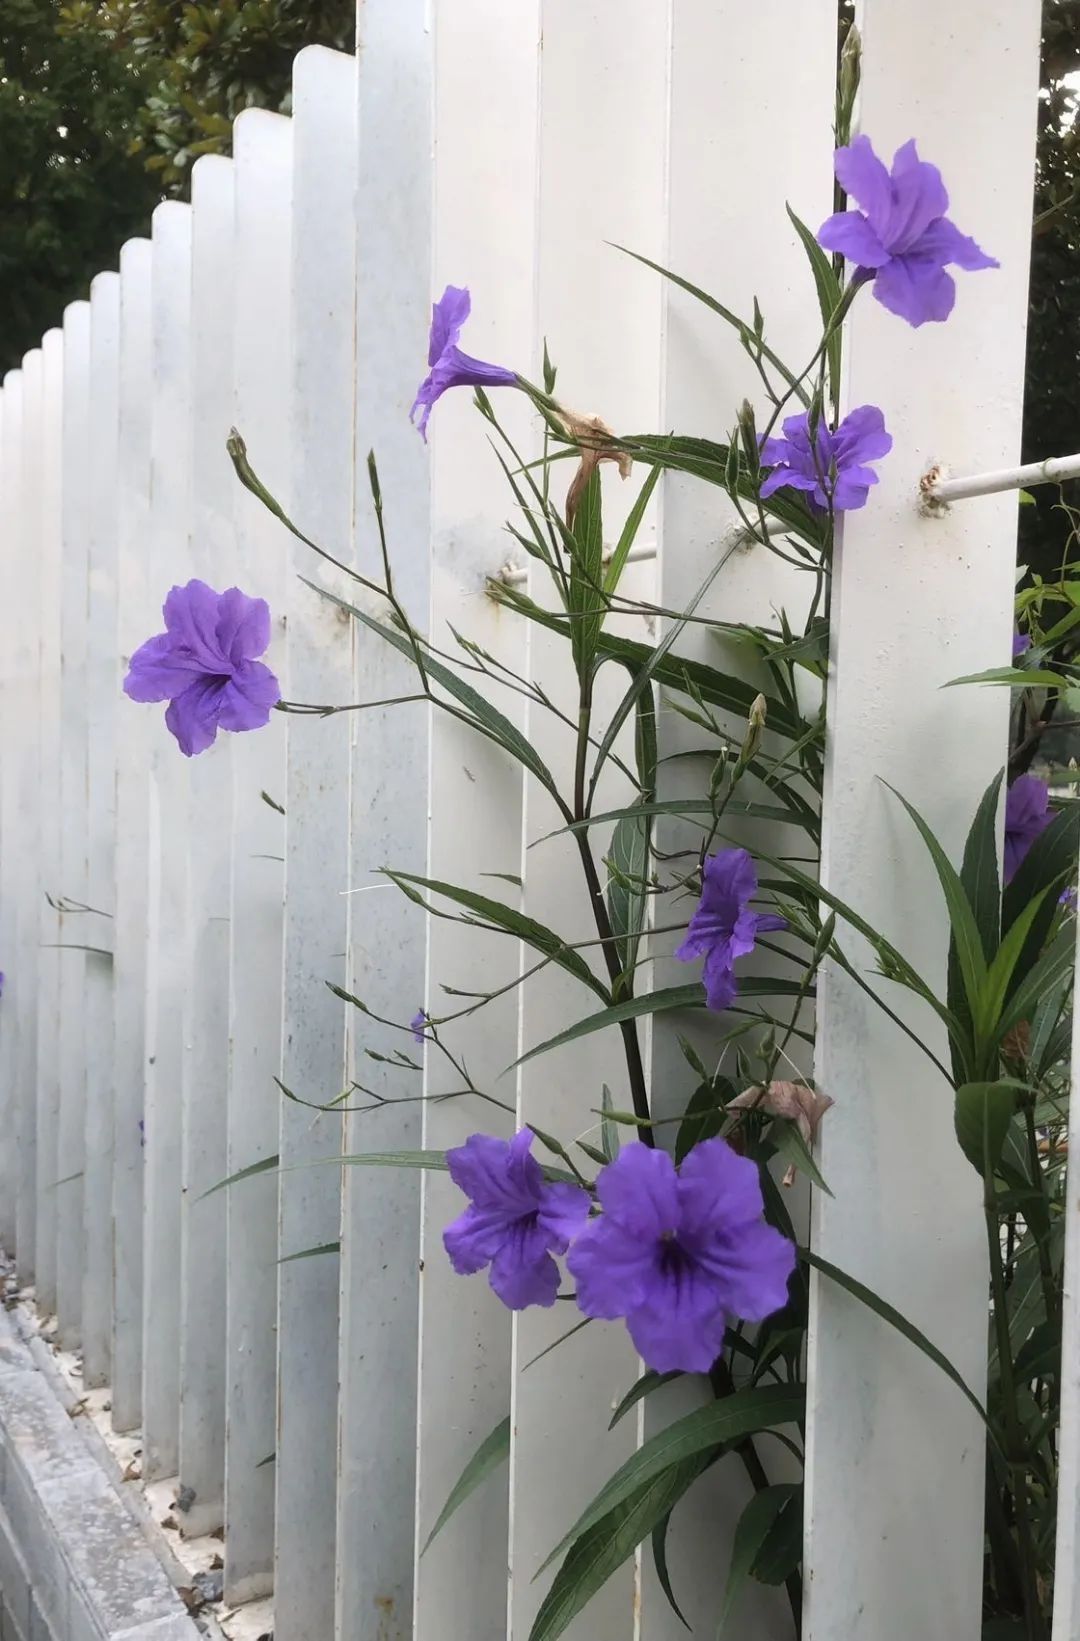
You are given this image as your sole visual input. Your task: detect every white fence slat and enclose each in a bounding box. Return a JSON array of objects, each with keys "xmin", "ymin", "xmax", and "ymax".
[
  {"xmin": 506, "ymin": 9, "xmax": 674, "ymax": 1631},
  {"xmin": 0, "ymin": 379, "xmax": 17, "ymax": 1258},
  {"xmin": 334, "ymin": 7, "xmax": 431, "ymax": 1635},
  {"xmin": 412, "ymin": 7, "xmax": 541, "ymax": 1635},
  {"xmin": 34, "ymin": 328, "xmax": 64, "ymax": 1311},
  {"xmin": 57, "ymin": 312, "xmax": 90, "ymax": 1348},
  {"xmin": 143, "ymin": 201, "xmax": 194, "ymax": 1479},
  {"xmin": 83, "ymin": 271, "xmax": 121, "ymax": 1390},
  {"xmin": 177, "ymin": 153, "xmax": 236, "ymax": 1539},
  {"xmin": 1053, "ymin": 911, "xmax": 1080, "ymax": 1639},
  {"xmin": 14, "ymin": 357, "xmax": 43, "ymax": 1284},
  {"xmin": 15, "ymin": 356, "xmax": 44, "ymax": 1287},
  {"xmin": 112, "ymin": 237, "xmax": 153, "ymax": 1432},
  {"xmin": 643, "ymin": 7, "xmax": 835, "ymax": 1634},
  {"xmin": 273, "ymin": 46, "xmax": 355, "ymax": 1638},
  {"xmin": 804, "ymin": 4, "xmax": 1042, "ymax": 1635},
  {"xmin": 224, "ymin": 108, "xmax": 292, "ymax": 1604}
]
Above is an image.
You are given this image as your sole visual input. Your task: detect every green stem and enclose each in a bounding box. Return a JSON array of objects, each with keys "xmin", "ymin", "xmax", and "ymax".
[{"xmin": 571, "ymin": 674, "xmax": 653, "ymax": 1143}]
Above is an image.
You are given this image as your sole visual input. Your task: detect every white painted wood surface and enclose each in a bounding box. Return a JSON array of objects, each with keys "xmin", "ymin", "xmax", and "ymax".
[
  {"xmin": 178, "ymin": 154, "xmax": 236, "ymax": 1537},
  {"xmin": 112, "ymin": 237, "xmax": 153, "ymax": 1433},
  {"xmin": 273, "ymin": 46, "xmax": 355, "ymax": 1640},
  {"xmin": 335, "ymin": 7, "xmax": 430, "ymax": 1635},
  {"xmin": 143, "ymin": 202, "xmax": 194, "ymax": 1479},
  {"xmin": 224, "ymin": 108, "xmax": 293, "ymax": 1604},
  {"xmin": 0, "ymin": 377, "xmax": 20, "ymax": 1262},
  {"xmin": 56, "ymin": 310, "xmax": 90, "ymax": 1348},
  {"xmin": 83, "ymin": 271, "xmax": 121, "ymax": 1390},
  {"xmin": 804, "ymin": 4, "xmax": 1043, "ymax": 1637},
  {"xmin": 412, "ymin": 7, "xmax": 538, "ymax": 1636},
  {"xmin": 12, "ymin": 357, "xmax": 42, "ymax": 1287},
  {"xmin": 35, "ymin": 328, "xmax": 65, "ymax": 1315}
]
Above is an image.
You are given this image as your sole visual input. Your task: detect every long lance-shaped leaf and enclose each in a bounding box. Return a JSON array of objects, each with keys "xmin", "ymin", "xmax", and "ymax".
[
  {"xmin": 384, "ymin": 870, "xmax": 609, "ymax": 1002},
  {"xmin": 787, "ymin": 203, "xmax": 842, "ymax": 399},
  {"xmin": 486, "ymin": 580, "xmax": 806, "ymax": 740},
  {"xmin": 997, "ymin": 924, "xmax": 1076, "ymax": 1041},
  {"xmin": 718, "ymin": 1483, "xmax": 801, "ymax": 1632},
  {"xmin": 511, "ymin": 979, "xmax": 808, "ymax": 1070},
  {"xmin": 884, "ymin": 783, "xmax": 987, "ymax": 1030},
  {"xmin": 528, "ymin": 1455, "xmax": 711, "ymax": 1641},
  {"xmin": 612, "ymin": 246, "xmax": 811, "ymax": 406},
  {"xmin": 301, "ymin": 578, "xmax": 563, "ymax": 804},
  {"xmin": 801, "ymin": 1248, "xmax": 991, "ymax": 1433},
  {"xmin": 421, "ymin": 1415, "xmax": 511, "ymax": 1554},
  {"xmin": 538, "ymin": 1382, "xmax": 804, "ymax": 1574},
  {"xmin": 605, "ymin": 463, "xmax": 662, "ymax": 594}
]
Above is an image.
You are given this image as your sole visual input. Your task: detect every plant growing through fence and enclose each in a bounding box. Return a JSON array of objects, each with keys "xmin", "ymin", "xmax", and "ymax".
[{"xmin": 128, "ymin": 44, "xmax": 1074, "ymax": 1640}]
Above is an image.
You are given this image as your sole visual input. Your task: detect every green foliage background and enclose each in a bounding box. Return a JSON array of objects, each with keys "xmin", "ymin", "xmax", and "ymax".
[{"xmin": 0, "ymin": 0, "xmax": 353, "ymax": 369}]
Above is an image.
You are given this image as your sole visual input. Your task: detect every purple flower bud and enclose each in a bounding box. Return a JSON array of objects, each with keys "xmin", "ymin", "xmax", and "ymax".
[
  {"xmin": 1012, "ymin": 629, "xmax": 1031, "ymax": 660},
  {"xmin": 124, "ymin": 580, "xmax": 280, "ymax": 757},
  {"xmin": 674, "ymin": 848, "xmax": 787, "ymax": 1013},
  {"xmin": 1004, "ymin": 774, "xmax": 1052, "ymax": 882},
  {"xmin": 409, "ymin": 1009, "xmax": 427, "ymax": 1046},
  {"xmin": 817, "ymin": 137, "xmax": 998, "ymax": 328},
  {"xmin": 411, "ymin": 286, "xmax": 517, "ymax": 440}
]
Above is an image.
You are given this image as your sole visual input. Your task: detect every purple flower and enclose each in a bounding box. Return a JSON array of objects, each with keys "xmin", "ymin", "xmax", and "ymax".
[
  {"xmin": 675, "ymin": 848, "xmax": 787, "ymax": 1012},
  {"xmin": 817, "ymin": 137, "xmax": 998, "ymax": 328},
  {"xmin": 759, "ymin": 405, "xmax": 891, "ymax": 513},
  {"xmin": 567, "ymin": 1140, "xmax": 795, "ymax": 1372},
  {"xmin": 0, "ymin": 972, "xmax": 5, "ymax": 999},
  {"xmin": 443, "ymin": 1129, "xmax": 589, "ymax": 1309},
  {"xmin": 410, "ymin": 1010, "xmax": 427, "ymax": 1045},
  {"xmin": 1004, "ymin": 775, "xmax": 1052, "ymax": 882},
  {"xmin": 124, "ymin": 580, "xmax": 280, "ymax": 757},
  {"xmin": 1013, "ymin": 629, "xmax": 1031, "ymax": 661},
  {"xmin": 410, "ymin": 286, "xmax": 518, "ymax": 440}
]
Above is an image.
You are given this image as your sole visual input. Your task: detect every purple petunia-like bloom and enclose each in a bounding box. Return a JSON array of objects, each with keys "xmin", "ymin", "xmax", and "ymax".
[
  {"xmin": 567, "ymin": 1140, "xmax": 795, "ymax": 1373},
  {"xmin": 410, "ymin": 286, "xmax": 518, "ymax": 440},
  {"xmin": 1013, "ymin": 629, "xmax": 1031, "ymax": 661},
  {"xmin": 817, "ymin": 136, "xmax": 998, "ymax": 328},
  {"xmin": 410, "ymin": 1009, "xmax": 427, "ymax": 1046},
  {"xmin": 675, "ymin": 848, "xmax": 786, "ymax": 1013},
  {"xmin": 759, "ymin": 405, "xmax": 892, "ymax": 513},
  {"xmin": 1004, "ymin": 775, "xmax": 1052, "ymax": 883},
  {"xmin": 124, "ymin": 579, "xmax": 281, "ymax": 757},
  {"xmin": 443, "ymin": 1129, "xmax": 590, "ymax": 1309}
]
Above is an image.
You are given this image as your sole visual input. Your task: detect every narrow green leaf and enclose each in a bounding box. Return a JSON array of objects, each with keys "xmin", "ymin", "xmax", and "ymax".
[
  {"xmin": 945, "ymin": 666, "xmax": 1067, "ymax": 688},
  {"xmin": 959, "ymin": 771, "xmax": 1003, "ymax": 962},
  {"xmin": 606, "ymin": 803, "xmax": 650, "ymax": 981},
  {"xmin": 256, "ymin": 1452, "xmax": 276, "ymax": 1469},
  {"xmin": 302, "ymin": 580, "xmax": 562, "ymax": 800},
  {"xmin": 202, "ymin": 1153, "xmax": 280, "ymax": 1199},
  {"xmin": 608, "ymin": 1369, "xmax": 682, "ymax": 1429},
  {"xmin": 975, "ymin": 892, "xmax": 1048, "ymax": 1042},
  {"xmin": 767, "ymin": 1118, "xmax": 832, "ymax": 1195},
  {"xmin": 278, "ymin": 1240, "xmax": 340, "ymax": 1264},
  {"xmin": 529, "ymin": 1457, "xmax": 711, "ymax": 1641},
  {"xmin": 1002, "ymin": 800, "xmax": 1080, "ymax": 978},
  {"xmin": 338, "ymin": 1149, "xmax": 449, "ymax": 1171},
  {"xmin": 786, "ymin": 205, "xmax": 842, "ymax": 398},
  {"xmin": 600, "ymin": 1084, "xmax": 620, "ymax": 1162},
  {"xmin": 541, "ymin": 1383, "xmax": 804, "ymax": 1572},
  {"xmin": 421, "ymin": 1416, "xmax": 511, "ymax": 1554},
  {"xmin": 719, "ymin": 1484, "xmax": 799, "ymax": 1631},
  {"xmin": 801, "ymin": 1249, "xmax": 989, "ymax": 1429},
  {"xmin": 997, "ymin": 925, "xmax": 1076, "ymax": 1040},
  {"xmin": 751, "ymin": 1487, "xmax": 803, "ymax": 1585},
  {"xmin": 612, "ymin": 245, "xmax": 811, "ymax": 406},
  {"xmin": 604, "ymin": 463, "xmax": 662, "ymax": 593},
  {"xmin": 885, "ymin": 784, "xmax": 987, "ymax": 1025},
  {"xmin": 523, "ymin": 1318, "xmax": 592, "ymax": 1371},
  {"xmin": 568, "ymin": 467, "xmax": 606, "ymax": 674},
  {"xmin": 651, "ymin": 1510, "xmax": 691, "ymax": 1630},
  {"xmin": 385, "ymin": 870, "xmax": 608, "ymax": 1002},
  {"xmin": 675, "ymin": 1080, "xmax": 730, "ymax": 1163},
  {"xmin": 953, "ymin": 1082, "xmax": 1018, "ymax": 1175}
]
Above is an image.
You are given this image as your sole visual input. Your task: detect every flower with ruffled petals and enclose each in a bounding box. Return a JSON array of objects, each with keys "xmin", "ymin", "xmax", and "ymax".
[
  {"xmin": 567, "ymin": 1139, "xmax": 795, "ymax": 1372},
  {"xmin": 817, "ymin": 136, "xmax": 998, "ymax": 327},
  {"xmin": 760, "ymin": 405, "xmax": 892, "ymax": 512},
  {"xmin": 1004, "ymin": 775, "xmax": 1052, "ymax": 882},
  {"xmin": 675, "ymin": 848, "xmax": 786, "ymax": 1012},
  {"xmin": 443, "ymin": 1129, "xmax": 589, "ymax": 1309},
  {"xmin": 411, "ymin": 285, "xmax": 518, "ymax": 439},
  {"xmin": 124, "ymin": 580, "xmax": 280, "ymax": 757}
]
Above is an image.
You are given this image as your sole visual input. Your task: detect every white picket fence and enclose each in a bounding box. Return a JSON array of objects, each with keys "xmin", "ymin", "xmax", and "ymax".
[{"xmin": 0, "ymin": 2, "xmax": 1065, "ymax": 1637}]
